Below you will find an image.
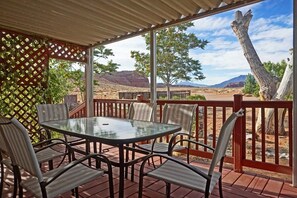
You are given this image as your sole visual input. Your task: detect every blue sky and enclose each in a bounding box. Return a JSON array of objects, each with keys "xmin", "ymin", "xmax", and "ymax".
[{"xmin": 105, "ymin": 0, "xmax": 293, "ymax": 85}]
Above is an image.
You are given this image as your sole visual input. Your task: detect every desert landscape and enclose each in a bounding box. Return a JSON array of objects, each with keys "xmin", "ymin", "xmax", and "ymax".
[{"xmin": 89, "ymin": 78, "xmax": 258, "ymax": 101}]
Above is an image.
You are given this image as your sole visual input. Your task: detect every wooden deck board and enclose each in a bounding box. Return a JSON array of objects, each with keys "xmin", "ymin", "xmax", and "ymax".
[
  {"xmin": 233, "ymin": 172, "xmax": 256, "ymax": 191},
  {"xmin": 262, "ymin": 179, "xmax": 284, "ymax": 197},
  {"xmin": 1, "ymin": 145, "xmax": 296, "ymax": 198}
]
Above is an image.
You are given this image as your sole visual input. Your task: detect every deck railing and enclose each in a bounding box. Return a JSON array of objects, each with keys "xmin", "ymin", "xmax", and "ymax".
[{"xmin": 69, "ymin": 95, "xmax": 292, "ymax": 175}]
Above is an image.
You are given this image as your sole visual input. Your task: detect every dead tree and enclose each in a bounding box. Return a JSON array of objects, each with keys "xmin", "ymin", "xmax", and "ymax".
[{"xmin": 231, "ymin": 10, "xmax": 292, "ymax": 134}]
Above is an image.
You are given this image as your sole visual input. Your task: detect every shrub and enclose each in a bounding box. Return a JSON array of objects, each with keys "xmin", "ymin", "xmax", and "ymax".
[{"xmin": 187, "ymin": 94, "xmax": 206, "ymax": 101}]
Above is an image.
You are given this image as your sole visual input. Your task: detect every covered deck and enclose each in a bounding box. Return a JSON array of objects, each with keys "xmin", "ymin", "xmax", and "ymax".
[{"xmin": 1, "ymin": 0, "xmax": 297, "ymax": 197}]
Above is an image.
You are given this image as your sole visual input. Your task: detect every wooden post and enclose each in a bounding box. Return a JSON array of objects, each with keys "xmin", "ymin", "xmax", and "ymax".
[
  {"xmin": 233, "ymin": 94, "xmax": 243, "ymax": 172},
  {"xmin": 292, "ymin": 0, "xmax": 297, "ymax": 187}
]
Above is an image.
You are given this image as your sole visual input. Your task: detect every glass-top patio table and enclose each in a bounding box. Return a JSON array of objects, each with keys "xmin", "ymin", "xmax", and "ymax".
[{"xmin": 40, "ymin": 116, "xmax": 181, "ymax": 197}]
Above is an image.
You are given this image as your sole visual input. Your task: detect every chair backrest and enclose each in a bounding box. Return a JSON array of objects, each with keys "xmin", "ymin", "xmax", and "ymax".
[
  {"xmin": 0, "ymin": 117, "xmax": 11, "ymax": 154},
  {"xmin": 0, "ymin": 118, "xmax": 43, "ymax": 181},
  {"xmin": 36, "ymin": 103, "xmax": 69, "ymax": 123},
  {"xmin": 208, "ymin": 109, "xmax": 244, "ymax": 175},
  {"xmin": 128, "ymin": 102, "xmax": 156, "ymax": 122},
  {"xmin": 162, "ymin": 104, "xmax": 197, "ymax": 134}
]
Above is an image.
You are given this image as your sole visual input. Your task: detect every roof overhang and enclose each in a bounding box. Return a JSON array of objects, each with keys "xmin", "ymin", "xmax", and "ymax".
[{"xmin": 0, "ymin": 0, "xmax": 262, "ymax": 47}]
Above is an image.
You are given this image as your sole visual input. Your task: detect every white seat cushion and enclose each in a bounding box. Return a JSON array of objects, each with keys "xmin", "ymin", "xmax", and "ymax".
[
  {"xmin": 21, "ymin": 163, "xmax": 104, "ymax": 198},
  {"xmin": 147, "ymin": 160, "xmax": 221, "ymax": 193}
]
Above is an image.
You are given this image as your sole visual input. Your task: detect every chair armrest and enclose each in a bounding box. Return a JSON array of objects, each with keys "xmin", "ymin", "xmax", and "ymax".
[
  {"xmin": 36, "ymin": 127, "xmax": 52, "ymax": 142},
  {"xmin": 171, "ymin": 139, "xmax": 215, "ymax": 153},
  {"xmin": 33, "ymin": 138, "xmax": 67, "ymax": 148},
  {"xmin": 34, "ymin": 139, "xmax": 72, "ymax": 153},
  {"xmin": 168, "ymin": 132, "xmax": 194, "ymax": 150},
  {"xmin": 45, "ymin": 153, "xmax": 113, "ymax": 185},
  {"xmin": 140, "ymin": 153, "xmax": 210, "ymax": 180}
]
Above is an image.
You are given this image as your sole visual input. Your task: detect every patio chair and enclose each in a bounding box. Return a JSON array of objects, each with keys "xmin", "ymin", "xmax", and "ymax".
[
  {"xmin": 128, "ymin": 102, "xmax": 156, "ymax": 121},
  {"xmin": 138, "ymin": 108, "xmax": 244, "ymax": 198},
  {"xmin": 126, "ymin": 102, "xmax": 156, "ymax": 179},
  {"xmin": 36, "ymin": 104, "xmax": 90, "ymax": 157},
  {"xmin": 135, "ymin": 103, "xmax": 197, "ymax": 157},
  {"xmin": 0, "ymin": 117, "xmax": 114, "ymax": 198},
  {"xmin": 0, "ymin": 117, "xmax": 69, "ymax": 198}
]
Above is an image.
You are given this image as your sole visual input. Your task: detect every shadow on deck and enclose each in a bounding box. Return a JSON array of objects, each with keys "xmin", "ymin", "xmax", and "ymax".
[{"xmin": 2, "ymin": 144, "xmax": 297, "ymax": 198}]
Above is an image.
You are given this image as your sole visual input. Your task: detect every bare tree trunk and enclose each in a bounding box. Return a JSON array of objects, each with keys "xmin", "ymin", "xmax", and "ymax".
[
  {"xmin": 265, "ymin": 59, "xmax": 293, "ymax": 134},
  {"xmin": 231, "ymin": 10, "xmax": 293, "ymax": 134},
  {"xmin": 166, "ymin": 84, "xmax": 171, "ymax": 99}
]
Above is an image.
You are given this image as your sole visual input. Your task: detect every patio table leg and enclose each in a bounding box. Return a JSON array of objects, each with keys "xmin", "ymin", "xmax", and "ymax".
[
  {"xmin": 131, "ymin": 143, "xmax": 135, "ymax": 182},
  {"xmin": 119, "ymin": 144, "xmax": 125, "ymax": 198}
]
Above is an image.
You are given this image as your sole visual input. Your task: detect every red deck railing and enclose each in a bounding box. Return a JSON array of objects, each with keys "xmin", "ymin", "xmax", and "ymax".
[{"xmin": 69, "ymin": 95, "xmax": 293, "ymax": 175}]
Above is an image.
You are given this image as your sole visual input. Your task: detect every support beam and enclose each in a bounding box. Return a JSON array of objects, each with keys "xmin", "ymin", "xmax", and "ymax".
[
  {"xmin": 150, "ymin": 30, "xmax": 157, "ymax": 121},
  {"xmin": 293, "ymin": 0, "xmax": 297, "ymax": 187},
  {"xmin": 86, "ymin": 47, "xmax": 94, "ymax": 117}
]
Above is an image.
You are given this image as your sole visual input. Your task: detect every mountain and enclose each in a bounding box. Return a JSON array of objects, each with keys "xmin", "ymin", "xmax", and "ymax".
[
  {"xmin": 209, "ymin": 75, "xmax": 247, "ymax": 88},
  {"xmin": 175, "ymin": 81, "xmax": 209, "ymax": 87},
  {"xmin": 176, "ymin": 75, "xmax": 247, "ymax": 88}
]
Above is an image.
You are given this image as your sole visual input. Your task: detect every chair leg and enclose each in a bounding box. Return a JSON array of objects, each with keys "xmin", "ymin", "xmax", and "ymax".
[
  {"xmin": 108, "ymin": 169, "xmax": 114, "ymax": 198},
  {"xmin": 86, "ymin": 141, "xmax": 91, "ymax": 166},
  {"xmin": 0, "ymin": 162, "xmax": 4, "ymax": 198},
  {"xmin": 48, "ymin": 160, "xmax": 54, "ymax": 170},
  {"xmin": 165, "ymin": 182, "xmax": 171, "ymax": 198},
  {"xmin": 13, "ymin": 166, "xmax": 22, "ymax": 198},
  {"xmin": 125, "ymin": 143, "xmax": 129, "ymax": 179},
  {"xmin": 95, "ymin": 142, "xmax": 102, "ymax": 169},
  {"xmin": 75, "ymin": 187, "xmax": 79, "ymax": 198},
  {"xmin": 131, "ymin": 143, "xmax": 136, "ymax": 181},
  {"xmin": 138, "ymin": 173, "xmax": 144, "ymax": 198},
  {"xmin": 13, "ymin": 172, "xmax": 18, "ymax": 198},
  {"xmin": 219, "ymin": 176, "xmax": 223, "ymax": 198}
]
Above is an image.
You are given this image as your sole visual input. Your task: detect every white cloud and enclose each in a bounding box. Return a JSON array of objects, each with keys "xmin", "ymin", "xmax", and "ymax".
[
  {"xmin": 191, "ymin": 16, "xmax": 231, "ymax": 31},
  {"xmin": 105, "ymin": 36, "xmax": 147, "ymax": 71},
  {"xmin": 206, "ymin": 37, "xmax": 240, "ymax": 50},
  {"xmin": 251, "ymin": 27, "xmax": 292, "ymax": 41},
  {"xmin": 193, "ymin": 50, "xmax": 249, "ymax": 71},
  {"xmin": 213, "ymin": 28, "xmax": 234, "ymax": 36}
]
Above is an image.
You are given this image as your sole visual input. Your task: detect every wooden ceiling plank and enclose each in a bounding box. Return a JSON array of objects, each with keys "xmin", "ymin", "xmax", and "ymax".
[
  {"xmin": 202, "ymin": 0, "xmax": 223, "ymax": 9},
  {"xmin": 223, "ymin": 0, "xmax": 234, "ymax": 3},
  {"xmin": 174, "ymin": 0, "xmax": 200, "ymax": 15},
  {"xmin": 3, "ymin": 1, "xmax": 122, "ymax": 38},
  {"xmin": 40, "ymin": 1, "xmax": 132, "ymax": 34},
  {"xmin": 0, "ymin": 18, "xmax": 101, "ymax": 46},
  {"xmin": 95, "ymin": 1, "xmax": 151, "ymax": 29},
  {"xmin": 68, "ymin": 0, "xmax": 144, "ymax": 29},
  {"xmin": 105, "ymin": 0, "xmax": 165, "ymax": 25},
  {"xmin": 191, "ymin": 0, "xmax": 211, "ymax": 10},
  {"xmin": 132, "ymin": 0, "xmax": 181, "ymax": 20},
  {"xmin": 0, "ymin": 10, "xmax": 117, "ymax": 46},
  {"xmin": 67, "ymin": 0, "xmax": 141, "ymax": 31},
  {"xmin": 160, "ymin": 0, "xmax": 190, "ymax": 16}
]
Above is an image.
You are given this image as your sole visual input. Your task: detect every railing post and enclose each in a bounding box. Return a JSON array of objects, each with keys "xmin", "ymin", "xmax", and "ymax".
[{"xmin": 233, "ymin": 94, "xmax": 243, "ymax": 172}]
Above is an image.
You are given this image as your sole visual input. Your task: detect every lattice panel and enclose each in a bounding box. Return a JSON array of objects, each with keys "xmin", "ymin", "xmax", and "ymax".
[
  {"xmin": 1, "ymin": 30, "xmax": 49, "ymax": 86},
  {"xmin": 0, "ymin": 28, "xmax": 88, "ymax": 142},
  {"xmin": 49, "ymin": 40, "xmax": 88, "ymax": 63}
]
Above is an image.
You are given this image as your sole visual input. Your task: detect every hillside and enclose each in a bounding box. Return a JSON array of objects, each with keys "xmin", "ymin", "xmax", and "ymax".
[
  {"xmin": 209, "ymin": 75, "xmax": 247, "ymax": 88},
  {"xmin": 176, "ymin": 75, "xmax": 247, "ymax": 88},
  {"xmin": 96, "ymin": 71, "xmax": 149, "ymax": 87}
]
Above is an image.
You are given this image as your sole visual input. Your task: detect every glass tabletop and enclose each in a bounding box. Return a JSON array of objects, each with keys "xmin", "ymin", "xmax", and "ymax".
[{"xmin": 41, "ymin": 117, "xmax": 181, "ymax": 144}]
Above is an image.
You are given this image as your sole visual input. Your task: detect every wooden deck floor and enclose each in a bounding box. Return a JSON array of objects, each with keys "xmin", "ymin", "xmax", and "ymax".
[{"xmin": 2, "ymin": 145, "xmax": 297, "ymax": 198}]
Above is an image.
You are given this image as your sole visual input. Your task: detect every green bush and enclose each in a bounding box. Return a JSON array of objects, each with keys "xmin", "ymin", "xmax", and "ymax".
[
  {"xmin": 187, "ymin": 94, "xmax": 206, "ymax": 101},
  {"xmin": 242, "ymin": 73, "xmax": 259, "ymax": 97}
]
